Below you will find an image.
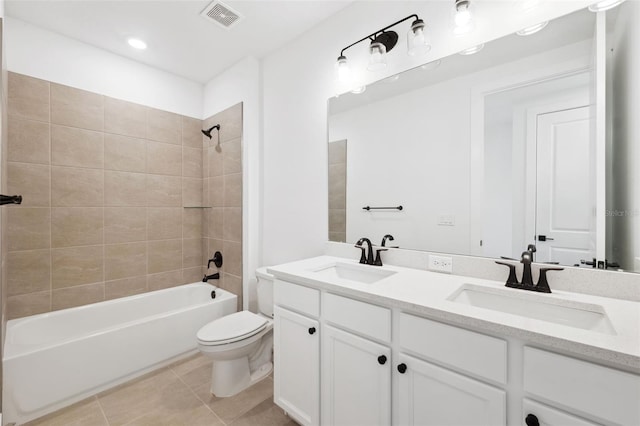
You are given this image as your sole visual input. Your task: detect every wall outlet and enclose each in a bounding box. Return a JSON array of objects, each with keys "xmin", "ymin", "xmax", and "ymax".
[
  {"xmin": 429, "ymin": 255, "xmax": 453, "ymax": 273},
  {"xmin": 437, "ymin": 215, "xmax": 456, "ymax": 226}
]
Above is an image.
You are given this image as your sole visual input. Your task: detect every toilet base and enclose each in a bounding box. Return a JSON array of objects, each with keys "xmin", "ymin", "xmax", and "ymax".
[{"xmin": 210, "ymin": 360, "xmax": 273, "ymax": 397}]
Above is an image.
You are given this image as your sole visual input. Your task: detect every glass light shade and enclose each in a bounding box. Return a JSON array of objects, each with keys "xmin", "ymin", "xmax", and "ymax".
[
  {"xmin": 458, "ymin": 43, "xmax": 484, "ymax": 56},
  {"xmin": 407, "ymin": 19, "xmax": 431, "ymax": 57},
  {"xmin": 127, "ymin": 38, "xmax": 147, "ymax": 50},
  {"xmin": 451, "ymin": 0, "xmax": 475, "ymax": 36},
  {"xmin": 516, "ymin": 21, "xmax": 548, "ymax": 36},
  {"xmin": 367, "ymin": 42, "xmax": 387, "ymax": 71},
  {"xmin": 588, "ymin": 0, "xmax": 625, "ymax": 12},
  {"xmin": 335, "ymin": 55, "xmax": 350, "ymax": 83}
]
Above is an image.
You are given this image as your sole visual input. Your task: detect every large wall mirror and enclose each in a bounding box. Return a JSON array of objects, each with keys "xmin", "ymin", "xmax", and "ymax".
[{"xmin": 328, "ymin": 5, "xmax": 639, "ymax": 273}]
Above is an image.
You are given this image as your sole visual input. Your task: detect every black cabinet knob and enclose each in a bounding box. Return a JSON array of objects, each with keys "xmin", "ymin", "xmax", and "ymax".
[
  {"xmin": 525, "ymin": 414, "xmax": 539, "ymax": 426},
  {"xmin": 308, "ymin": 327, "xmax": 316, "ymax": 335},
  {"xmin": 397, "ymin": 363, "xmax": 407, "ymax": 374},
  {"xmin": 377, "ymin": 355, "xmax": 387, "ymax": 365}
]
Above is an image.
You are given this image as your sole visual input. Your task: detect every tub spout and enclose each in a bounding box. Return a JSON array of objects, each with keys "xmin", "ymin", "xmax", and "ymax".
[{"xmin": 202, "ymin": 273, "xmax": 220, "ymax": 282}]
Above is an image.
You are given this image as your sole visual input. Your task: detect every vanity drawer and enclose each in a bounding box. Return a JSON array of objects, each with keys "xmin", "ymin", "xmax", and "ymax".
[
  {"xmin": 323, "ymin": 293, "xmax": 391, "ymax": 343},
  {"xmin": 524, "ymin": 347, "xmax": 640, "ymax": 425},
  {"xmin": 398, "ymin": 313, "xmax": 507, "ymax": 384},
  {"xmin": 274, "ymin": 279, "xmax": 320, "ymax": 318}
]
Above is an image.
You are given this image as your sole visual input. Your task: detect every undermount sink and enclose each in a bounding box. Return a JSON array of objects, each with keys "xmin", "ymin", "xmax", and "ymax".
[
  {"xmin": 311, "ymin": 262, "xmax": 397, "ymax": 284},
  {"xmin": 448, "ymin": 284, "xmax": 616, "ymax": 335}
]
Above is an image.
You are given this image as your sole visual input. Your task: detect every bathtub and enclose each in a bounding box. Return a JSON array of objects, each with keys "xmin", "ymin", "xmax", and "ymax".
[{"xmin": 2, "ymin": 283, "xmax": 237, "ymax": 425}]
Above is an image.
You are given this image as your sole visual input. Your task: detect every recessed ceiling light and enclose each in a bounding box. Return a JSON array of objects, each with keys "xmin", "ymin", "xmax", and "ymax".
[
  {"xmin": 516, "ymin": 21, "xmax": 548, "ymax": 36},
  {"xmin": 459, "ymin": 44, "xmax": 484, "ymax": 56},
  {"xmin": 127, "ymin": 38, "xmax": 147, "ymax": 50},
  {"xmin": 588, "ymin": 0, "xmax": 625, "ymax": 12}
]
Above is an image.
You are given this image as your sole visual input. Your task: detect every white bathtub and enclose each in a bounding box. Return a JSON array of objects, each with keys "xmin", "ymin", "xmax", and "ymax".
[{"xmin": 2, "ymin": 283, "xmax": 236, "ymax": 425}]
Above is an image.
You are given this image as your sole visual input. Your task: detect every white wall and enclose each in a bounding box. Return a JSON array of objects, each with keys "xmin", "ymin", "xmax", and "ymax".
[
  {"xmin": 611, "ymin": 0, "xmax": 640, "ymax": 272},
  {"xmin": 203, "ymin": 57, "xmax": 262, "ymax": 311},
  {"xmin": 261, "ymin": 0, "xmax": 592, "ymax": 266},
  {"xmin": 5, "ymin": 18, "xmax": 203, "ymax": 118}
]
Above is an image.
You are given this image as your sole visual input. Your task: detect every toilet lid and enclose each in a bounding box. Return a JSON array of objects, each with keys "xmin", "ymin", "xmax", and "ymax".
[{"xmin": 197, "ymin": 311, "xmax": 268, "ymax": 345}]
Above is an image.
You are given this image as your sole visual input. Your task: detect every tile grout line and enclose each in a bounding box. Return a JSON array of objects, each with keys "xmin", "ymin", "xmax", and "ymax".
[
  {"xmin": 94, "ymin": 395, "xmax": 112, "ymax": 426},
  {"xmin": 48, "ymin": 80, "xmax": 53, "ymax": 313}
]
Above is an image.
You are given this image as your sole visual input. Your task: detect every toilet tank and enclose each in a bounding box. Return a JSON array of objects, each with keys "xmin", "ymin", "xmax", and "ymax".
[{"xmin": 255, "ymin": 267, "xmax": 274, "ymax": 317}]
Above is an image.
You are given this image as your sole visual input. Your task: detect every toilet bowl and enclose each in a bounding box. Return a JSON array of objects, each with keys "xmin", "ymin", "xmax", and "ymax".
[{"xmin": 197, "ymin": 267, "xmax": 274, "ymax": 397}]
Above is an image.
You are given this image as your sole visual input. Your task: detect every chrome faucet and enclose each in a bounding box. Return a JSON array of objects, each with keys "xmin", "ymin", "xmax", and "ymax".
[{"xmin": 495, "ymin": 245, "xmax": 563, "ymax": 293}]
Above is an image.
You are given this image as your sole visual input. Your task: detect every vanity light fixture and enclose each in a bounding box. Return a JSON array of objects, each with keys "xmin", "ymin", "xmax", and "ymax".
[
  {"xmin": 588, "ymin": 0, "xmax": 625, "ymax": 12},
  {"xmin": 127, "ymin": 38, "xmax": 147, "ymax": 50},
  {"xmin": 351, "ymin": 86, "xmax": 367, "ymax": 94},
  {"xmin": 335, "ymin": 14, "xmax": 431, "ymax": 81},
  {"xmin": 421, "ymin": 59, "xmax": 441, "ymax": 71},
  {"xmin": 452, "ymin": 0, "xmax": 475, "ymax": 36},
  {"xmin": 516, "ymin": 21, "xmax": 548, "ymax": 36},
  {"xmin": 458, "ymin": 43, "xmax": 484, "ymax": 55}
]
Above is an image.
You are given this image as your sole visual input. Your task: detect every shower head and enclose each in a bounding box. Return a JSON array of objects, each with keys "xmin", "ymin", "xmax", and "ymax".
[{"xmin": 202, "ymin": 124, "xmax": 221, "ymax": 139}]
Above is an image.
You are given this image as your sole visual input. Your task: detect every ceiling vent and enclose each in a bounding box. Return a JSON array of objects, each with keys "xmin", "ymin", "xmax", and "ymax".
[{"xmin": 200, "ymin": 1, "xmax": 243, "ymax": 30}]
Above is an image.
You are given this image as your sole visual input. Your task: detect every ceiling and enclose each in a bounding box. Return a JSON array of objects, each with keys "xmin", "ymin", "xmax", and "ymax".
[{"xmin": 5, "ymin": 0, "xmax": 352, "ymax": 84}]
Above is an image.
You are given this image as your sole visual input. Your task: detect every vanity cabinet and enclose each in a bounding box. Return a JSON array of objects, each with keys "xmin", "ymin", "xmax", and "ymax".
[
  {"xmin": 273, "ymin": 280, "xmax": 321, "ymax": 426},
  {"xmin": 522, "ymin": 399, "xmax": 600, "ymax": 426}
]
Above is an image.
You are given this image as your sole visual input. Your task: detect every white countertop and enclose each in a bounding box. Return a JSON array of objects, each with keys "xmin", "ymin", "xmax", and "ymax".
[{"xmin": 268, "ymin": 255, "xmax": 640, "ymax": 373}]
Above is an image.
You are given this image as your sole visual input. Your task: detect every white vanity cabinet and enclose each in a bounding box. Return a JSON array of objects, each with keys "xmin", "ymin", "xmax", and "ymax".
[{"xmin": 273, "ymin": 280, "xmax": 321, "ymax": 426}]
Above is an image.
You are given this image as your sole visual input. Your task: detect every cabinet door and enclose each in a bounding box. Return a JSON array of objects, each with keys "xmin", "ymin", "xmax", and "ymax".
[
  {"xmin": 322, "ymin": 325, "xmax": 391, "ymax": 426},
  {"xmin": 397, "ymin": 354, "xmax": 505, "ymax": 426},
  {"xmin": 273, "ymin": 306, "xmax": 319, "ymax": 426},
  {"xmin": 522, "ymin": 399, "xmax": 601, "ymax": 426}
]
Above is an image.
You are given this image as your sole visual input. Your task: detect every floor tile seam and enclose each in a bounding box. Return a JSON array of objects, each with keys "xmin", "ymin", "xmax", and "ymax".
[{"xmin": 172, "ymin": 369, "xmax": 228, "ymax": 426}]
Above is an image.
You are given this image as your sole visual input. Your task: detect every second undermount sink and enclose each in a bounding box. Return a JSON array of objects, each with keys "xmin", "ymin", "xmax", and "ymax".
[
  {"xmin": 448, "ymin": 284, "xmax": 616, "ymax": 335},
  {"xmin": 311, "ymin": 261, "xmax": 397, "ymax": 284}
]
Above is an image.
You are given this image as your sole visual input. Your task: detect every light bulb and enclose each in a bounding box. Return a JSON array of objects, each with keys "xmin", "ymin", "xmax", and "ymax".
[
  {"xmin": 367, "ymin": 42, "xmax": 387, "ymax": 72},
  {"xmin": 407, "ymin": 19, "xmax": 431, "ymax": 57},
  {"xmin": 452, "ymin": 0, "xmax": 475, "ymax": 36},
  {"xmin": 127, "ymin": 38, "xmax": 147, "ymax": 50},
  {"xmin": 588, "ymin": 0, "xmax": 625, "ymax": 12},
  {"xmin": 335, "ymin": 55, "xmax": 350, "ymax": 83}
]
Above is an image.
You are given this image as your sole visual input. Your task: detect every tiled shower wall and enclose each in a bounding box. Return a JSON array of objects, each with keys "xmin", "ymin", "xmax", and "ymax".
[
  {"xmin": 4, "ymin": 72, "xmax": 209, "ymax": 319},
  {"xmin": 328, "ymin": 139, "xmax": 346, "ymax": 243},
  {"xmin": 202, "ymin": 104, "xmax": 243, "ymax": 311}
]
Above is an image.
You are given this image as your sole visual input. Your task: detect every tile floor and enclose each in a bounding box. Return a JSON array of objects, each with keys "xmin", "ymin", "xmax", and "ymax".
[{"xmin": 25, "ymin": 353, "xmax": 297, "ymax": 426}]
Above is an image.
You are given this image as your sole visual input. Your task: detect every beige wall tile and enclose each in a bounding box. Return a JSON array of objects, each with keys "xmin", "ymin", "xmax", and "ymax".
[
  {"xmin": 328, "ymin": 164, "xmax": 346, "ymax": 210},
  {"xmin": 208, "ymin": 145, "xmax": 223, "ymax": 177},
  {"xmin": 51, "ymin": 125, "xmax": 104, "ymax": 168},
  {"xmin": 7, "ymin": 291, "xmax": 51, "ymax": 319},
  {"xmin": 8, "ymin": 117, "xmax": 50, "ymax": 164},
  {"xmin": 148, "ymin": 239, "xmax": 182, "ymax": 274},
  {"xmin": 50, "ymin": 83, "xmax": 104, "ymax": 131},
  {"xmin": 7, "ymin": 249, "xmax": 51, "ymax": 296},
  {"xmin": 183, "ymin": 238, "xmax": 203, "ymax": 268},
  {"xmin": 105, "ymin": 276, "xmax": 147, "ymax": 300},
  {"xmin": 8, "ymin": 72, "xmax": 50, "ymax": 122},
  {"xmin": 329, "ymin": 209, "xmax": 346, "ymax": 233},
  {"xmin": 329, "ymin": 231, "xmax": 347, "ymax": 243},
  {"xmin": 183, "ymin": 147, "xmax": 203, "ymax": 178},
  {"xmin": 222, "ymin": 273, "xmax": 243, "ymax": 312},
  {"xmin": 207, "ymin": 208, "xmax": 223, "ymax": 239},
  {"xmin": 147, "ymin": 207, "xmax": 182, "ymax": 240},
  {"xmin": 8, "ymin": 162, "xmax": 50, "ymax": 207},
  {"xmin": 51, "ymin": 207, "xmax": 104, "ymax": 248},
  {"xmin": 183, "ymin": 209, "xmax": 202, "ymax": 239},
  {"xmin": 146, "ymin": 175, "xmax": 182, "ymax": 207},
  {"xmin": 328, "ymin": 139, "xmax": 347, "ymax": 164},
  {"xmin": 147, "ymin": 108, "xmax": 181, "ymax": 145},
  {"xmin": 183, "ymin": 177, "xmax": 203, "ymax": 207},
  {"xmin": 146, "ymin": 141, "xmax": 182, "ymax": 176},
  {"xmin": 222, "ymin": 138, "xmax": 242, "ymax": 175},
  {"xmin": 104, "ymin": 207, "xmax": 147, "ymax": 243},
  {"xmin": 8, "ymin": 208, "xmax": 50, "ymax": 251},
  {"xmin": 208, "ymin": 176, "xmax": 223, "ymax": 207},
  {"xmin": 104, "ymin": 134, "xmax": 146, "ymax": 173},
  {"xmin": 224, "ymin": 173, "xmax": 242, "ymax": 207},
  {"xmin": 147, "ymin": 270, "xmax": 183, "ymax": 291},
  {"xmin": 182, "ymin": 116, "xmax": 204, "ymax": 149},
  {"xmin": 183, "ymin": 268, "xmax": 204, "ymax": 284},
  {"xmin": 212, "ymin": 103, "xmax": 242, "ymax": 143},
  {"xmin": 52, "ymin": 283, "xmax": 104, "ymax": 311},
  {"xmin": 104, "ymin": 170, "xmax": 147, "ymax": 207},
  {"xmin": 51, "ymin": 166, "xmax": 104, "ymax": 207},
  {"xmin": 52, "ymin": 245, "xmax": 104, "ymax": 288},
  {"xmin": 223, "ymin": 207, "xmax": 242, "ymax": 243},
  {"xmin": 105, "ymin": 97, "xmax": 147, "ymax": 138},
  {"xmin": 105, "ymin": 242, "xmax": 147, "ymax": 281},
  {"xmin": 223, "ymin": 240, "xmax": 242, "ymax": 276}
]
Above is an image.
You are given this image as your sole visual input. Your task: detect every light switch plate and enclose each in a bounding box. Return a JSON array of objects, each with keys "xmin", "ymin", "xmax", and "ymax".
[{"xmin": 429, "ymin": 255, "xmax": 453, "ymax": 273}]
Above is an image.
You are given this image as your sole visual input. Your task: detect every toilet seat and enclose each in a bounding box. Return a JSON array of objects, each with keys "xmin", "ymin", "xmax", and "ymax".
[{"xmin": 197, "ymin": 311, "xmax": 268, "ymax": 346}]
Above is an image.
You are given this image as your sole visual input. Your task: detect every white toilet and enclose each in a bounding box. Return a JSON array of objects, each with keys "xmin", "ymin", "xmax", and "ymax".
[{"xmin": 197, "ymin": 267, "xmax": 274, "ymax": 397}]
